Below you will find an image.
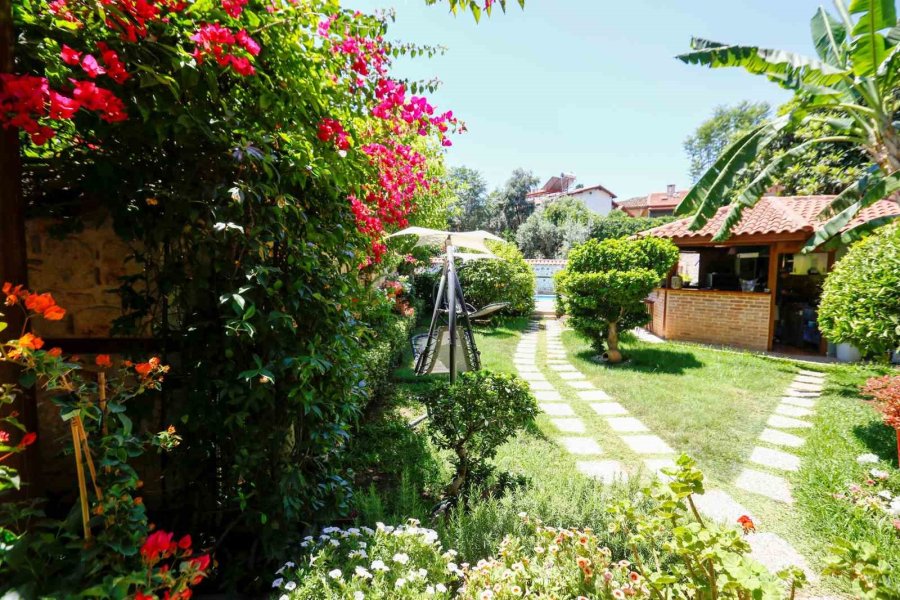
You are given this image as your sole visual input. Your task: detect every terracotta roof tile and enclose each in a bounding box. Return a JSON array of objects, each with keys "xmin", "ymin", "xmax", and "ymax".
[{"xmin": 641, "ymin": 195, "xmax": 899, "ymax": 242}]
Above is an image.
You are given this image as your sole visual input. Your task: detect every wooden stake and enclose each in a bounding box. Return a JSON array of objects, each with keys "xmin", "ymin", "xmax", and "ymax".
[
  {"xmin": 70, "ymin": 420, "xmax": 91, "ymax": 541},
  {"xmin": 74, "ymin": 417, "xmax": 102, "ymax": 501}
]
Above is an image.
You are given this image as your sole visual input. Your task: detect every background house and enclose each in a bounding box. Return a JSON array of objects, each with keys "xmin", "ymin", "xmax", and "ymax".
[
  {"xmin": 527, "ymin": 173, "xmax": 617, "ymax": 216},
  {"xmin": 639, "ymin": 195, "xmax": 899, "ymax": 356},
  {"xmin": 614, "ymin": 184, "xmax": 687, "ymax": 217}
]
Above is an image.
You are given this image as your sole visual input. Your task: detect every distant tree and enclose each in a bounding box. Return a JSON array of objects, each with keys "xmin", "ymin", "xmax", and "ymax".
[
  {"xmin": 516, "ymin": 211, "xmax": 563, "ymax": 258},
  {"xmin": 494, "ymin": 168, "xmax": 540, "ymax": 234},
  {"xmin": 543, "ymin": 196, "xmax": 593, "ymax": 227},
  {"xmin": 684, "ymin": 101, "xmax": 771, "ymax": 183},
  {"xmin": 458, "ymin": 241, "xmax": 535, "ymax": 315},
  {"xmin": 515, "ymin": 197, "xmax": 595, "ymax": 259},
  {"xmin": 448, "ymin": 166, "xmax": 490, "ymax": 230},
  {"xmin": 589, "ymin": 210, "xmax": 675, "ymax": 242}
]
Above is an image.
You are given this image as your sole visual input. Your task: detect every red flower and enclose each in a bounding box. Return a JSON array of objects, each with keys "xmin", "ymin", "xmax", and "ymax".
[
  {"xmin": 47, "ymin": 347, "xmax": 63, "ymax": 358},
  {"xmin": 177, "ymin": 534, "xmax": 192, "ymax": 549},
  {"xmin": 189, "ymin": 553, "xmax": 211, "ymax": 571},
  {"xmin": 95, "ymin": 354, "xmax": 113, "ymax": 368},
  {"xmin": 140, "ymin": 530, "xmax": 175, "ymax": 564},
  {"xmin": 19, "ymin": 432, "xmax": 37, "ymax": 448},
  {"xmin": 737, "ymin": 515, "xmax": 755, "ymax": 533},
  {"xmin": 60, "ymin": 45, "xmax": 82, "ymax": 66}
]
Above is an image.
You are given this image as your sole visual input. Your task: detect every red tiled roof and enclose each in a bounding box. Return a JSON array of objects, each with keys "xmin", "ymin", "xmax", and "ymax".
[
  {"xmin": 640, "ymin": 195, "xmax": 900, "ymax": 243},
  {"xmin": 527, "ymin": 184, "xmax": 617, "ymax": 201},
  {"xmin": 613, "ymin": 189, "xmax": 688, "ymax": 211}
]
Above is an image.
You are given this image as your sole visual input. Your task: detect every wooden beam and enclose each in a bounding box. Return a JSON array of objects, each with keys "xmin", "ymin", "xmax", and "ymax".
[
  {"xmin": 0, "ymin": 0, "xmax": 41, "ymax": 497},
  {"xmin": 766, "ymin": 243, "xmax": 780, "ymax": 351}
]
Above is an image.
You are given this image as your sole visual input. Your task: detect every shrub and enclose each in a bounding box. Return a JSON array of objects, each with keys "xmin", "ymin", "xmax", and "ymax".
[
  {"xmin": 819, "ymin": 223, "xmax": 900, "ymax": 359},
  {"xmin": 862, "ymin": 375, "xmax": 900, "ymax": 464},
  {"xmin": 557, "ymin": 237, "xmax": 678, "ymax": 362},
  {"xmin": 276, "ymin": 520, "xmax": 459, "ymax": 599},
  {"xmin": 589, "ymin": 210, "xmax": 676, "ymax": 242},
  {"xmin": 458, "ymin": 242, "xmax": 535, "ymax": 316},
  {"xmin": 423, "ymin": 371, "xmax": 537, "ymax": 496}
]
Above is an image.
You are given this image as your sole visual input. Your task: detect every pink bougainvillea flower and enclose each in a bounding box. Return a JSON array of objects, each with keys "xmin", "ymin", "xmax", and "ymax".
[{"xmin": 81, "ymin": 54, "xmax": 106, "ymax": 78}]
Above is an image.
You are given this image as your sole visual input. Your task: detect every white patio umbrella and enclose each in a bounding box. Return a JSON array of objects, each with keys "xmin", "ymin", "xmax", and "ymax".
[{"xmin": 387, "ymin": 227, "xmax": 505, "ymax": 256}]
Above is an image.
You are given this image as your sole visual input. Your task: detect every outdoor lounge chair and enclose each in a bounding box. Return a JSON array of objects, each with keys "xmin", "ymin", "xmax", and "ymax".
[{"xmin": 411, "ymin": 326, "xmax": 480, "ymax": 375}]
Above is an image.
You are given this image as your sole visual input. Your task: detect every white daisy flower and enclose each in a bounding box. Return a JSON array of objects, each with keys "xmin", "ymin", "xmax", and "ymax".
[
  {"xmin": 355, "ymin": 566, "xmax": 373, "ymax": 579},
  {"xmin": 436, "ymin": 583, "xmax": 448, "ymax": 593},
  {"xmin": 395, "ymin": 578, "xmax": 407, "ymax": 588},
  {"xmin": 328, "ymin": 569, "xmax": 342, "ymax": 580},
  {"xmin": 371, "ymin": 559, "xmax": 389, "ymax": 572},
  {"xmin": 393, "ymin": 552, "xmax": 410, "ymax": 565},
  {"xmin": 330, "ymin": 539, "xmax": 340, "ymax": 547},
  {"xmin": 353, "ymin": 592, "xmax": 364, "ymax": 600},
  {"xmin": 284, "ymin": 582, "xmax": 297, "ymax": 591},
  {"xmin": 278, "ymin": 595, "xmax": 289, "ymax": 600},
  {"xmin": 857, "ymin": 453, "xmax": 880, "ymax": 464}
]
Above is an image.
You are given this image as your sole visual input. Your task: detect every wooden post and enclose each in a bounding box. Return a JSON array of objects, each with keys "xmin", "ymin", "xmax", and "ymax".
[
  {"xmin": 766, "ymin": 243, "xmax": 780, "ymax": 351},
  {"xmin": 0, "ymin": 0, "xmax": 41, "ymax": 498}
]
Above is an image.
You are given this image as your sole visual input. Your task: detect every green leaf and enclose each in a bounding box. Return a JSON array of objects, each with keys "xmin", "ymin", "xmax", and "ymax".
[
  {"xmin": 848, "ymin": 0, "xmax": 896, "ymax": 75},
  {"xmin": 118, "ymin": 412, "xmax": 133, "ymax": 436},
  {"xmin": 810, "ymin": 6, "xmax": 847, "ymax": 66},
  {"xmin": 677, "ymin": 38, "xmax": 850, "ymax": 91},
  {"xmin": 676, "ymin": 116, "xmax": 791, "ymax": 230},
  {"xmin": 802, "ymin": 171, "xmax": 900, "ymax": 251}
]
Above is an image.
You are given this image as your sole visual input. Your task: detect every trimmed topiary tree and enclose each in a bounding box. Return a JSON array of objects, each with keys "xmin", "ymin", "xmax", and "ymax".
[
  {"xmin": 557, "ymin": 237, "xmax": 678, "ymax": 362},
  {"xmin": 458, "ymin": 242, "xmax": 535, "ymax": 316},
  {"xmin": 819, "ymin": 223, "xmax": 900, "ymax": 359}
]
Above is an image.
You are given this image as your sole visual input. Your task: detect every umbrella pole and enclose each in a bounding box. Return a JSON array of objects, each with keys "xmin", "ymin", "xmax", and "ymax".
[{"xmin": 447, "ymin": 243, "xmax": 457, "ymax": 383}]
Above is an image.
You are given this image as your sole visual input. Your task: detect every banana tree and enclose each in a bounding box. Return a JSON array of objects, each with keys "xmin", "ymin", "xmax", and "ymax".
[
  {"xmin": 424, "ymin": 0, "xmax": 525, "ymax": 22},
  {"xmin": 675, "ymin": 0, "xmax": 900, "ymax": 251}
]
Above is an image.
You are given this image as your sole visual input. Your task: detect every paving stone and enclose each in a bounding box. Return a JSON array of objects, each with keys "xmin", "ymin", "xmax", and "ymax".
[
  {"xmin": 578, "ymin": 389, "xmax": 611, "ymax": 401},
  {"xmin": 590, "ymin": 402, "xmax": 628, "ymax": 416},
  {"xmin": 794, "ymin": 374, "xmax": 825, "ymax": 385},
  {"xmin": 560, "ymin": 437, "xmax": 603, "ymax": 455},
  {"xmin": 526, "ymin": 381, "xmax": 555, "ymax": 391},
  {"xmin": 750, "ymin": 446, "xmax": 800, "ymax": 472},
  {"xmin": 557, "ymin": 371, "xmax": 586, "ymax": 380},
  {"xmin": 546, "ymin": 359, "xmax": 569, "ymax": 365},
  {"xmin": 514, "ymin": 354, "xmax": 536, "ymax": 360},
  {"xmin": 521, "ymin": 372, "xmax": 547, "ymax": 381},
  {"xmin": 789, "ymin": 381, "xmax": 823, "ymax": 392},
  {"xmin": 759, "ymin": 428, "xmax": 805, "ymax": 448},
  {"xmin": 534, "ymin": 390, "xmax": 562, "ymax": 401},
  {"xmin": 621, "ymin": 435, "xmax": 674, "ymax": 455},
  {"xmin": 781, "ymin": 396, "xmax": 816, "ymax": 408},
  {"xmin": 515, "ymin": 366, "xmax": 539, "ymax": 373},
  {"xmin": 606, "ymin": 417, "xmax": 649, "ymax": 432},
  {"xmin": 539, "ymin": 403, "xmax": 574, "ymax": 416},
  {"xmin": 784, "ymin": 388, "xmax": 820, "ymax": 397},
  {"xmin": 551, "ymin": 418, "xmax": 586, "ymax": 433},
  {"xmin": 643, "ymin": 458, "xmax": 676, "ymax": 479},
  {"xmin": 577, "ymin": 460, "xmax": 626, "ymax": 483},
  {"xmin": 767, "ymin": 415, "xmax": 812, "ymax": 429},
  {"xmin": 775, "ymin": 404, "xmax": 813, "ymax": 418},
  {"xmin": 566, "ymin": 380, "xmax": 595, "ymax": 389},
  {"xmin": 735, "ymin": 468, "xmax": 793, "ymax": 503},
  {"xmin": 798, "ymin": 369, "xmax": 825, "ymax": 378},
  {"xmin": 550, "ymin": 364, "xmax": 578, "ymax": 372},
  {"xmin": 747, "ymin": 533, "xmax": 812, "ymax": 577},
  {"xmin": 693, "ymin": 489, "xmax": 753, "ymax": 525}
]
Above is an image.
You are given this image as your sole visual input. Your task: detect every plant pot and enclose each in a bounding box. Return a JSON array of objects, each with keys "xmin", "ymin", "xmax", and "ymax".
[{"xmin": 602, "ymin": 349, "xmax": 622, "ymax": 363}]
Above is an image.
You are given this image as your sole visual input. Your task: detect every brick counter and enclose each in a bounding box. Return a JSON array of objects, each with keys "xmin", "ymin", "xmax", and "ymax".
[{"xmin": 648, "ymin": 288, "xmax": 771, "ymax": 351}]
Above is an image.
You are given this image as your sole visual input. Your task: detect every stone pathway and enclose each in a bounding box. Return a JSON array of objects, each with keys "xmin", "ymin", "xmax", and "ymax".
[
  {"xmin": 734, "ymin": 369, "xmax": 825, "ymax": 506},
  {"xmin": 521, "ymin": 318, "xmax": 822, "ymax": 578}
]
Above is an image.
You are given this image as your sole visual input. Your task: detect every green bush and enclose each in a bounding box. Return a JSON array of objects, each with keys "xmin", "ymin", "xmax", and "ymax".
[
  {"xmin": 423, "ymin": 371, "xmax": 537, "ymax": 496},
  {"xmin": 458, "ymin": 242, "xmax": 535, "ymax": 316},
  {"xmin": 589, "ymin": 210, "xmax": 676, "ymax": 242},
  {"xmin": 557, "ymin": 237, "xmax": 678, "ymax": 361},
  {"xmin": 819, "ymin": 223, "xmax": 900, "ymax": 359},
  {"xmin": 278, "ymin": 520, "xmax": 458, "ymax": 599}
]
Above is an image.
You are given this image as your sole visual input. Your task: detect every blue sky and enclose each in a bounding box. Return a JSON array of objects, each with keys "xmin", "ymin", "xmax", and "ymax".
[{"xmin": 350, "ymin": 0, "xmax": 827, "ymax": 199}]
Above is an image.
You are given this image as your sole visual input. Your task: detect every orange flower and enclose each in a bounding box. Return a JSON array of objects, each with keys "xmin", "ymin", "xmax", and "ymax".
[
  {"xmin": 47, "ymin": 347, "xmax": 63, "ymax": 358},
  {"xmin": 737, "ymin": 515, "xmax": 756, "ymax": 533},
  {"xmin": 23, "ymin": 291, "xmax": 66, "ymax": 321},
  {"xmin": 95, "ymin": 354, "xmax": 113, "ymax": 368},
  {"xmin": 17, "ymin": 333, "xmax": 44, "ymax": 351},
  {"xmin": 134, "ymin": 361, "xmax": 153, "ymax": 376},
  {"xmin": 2, "ymin": 282, "xmax": 25, "ymax": 306}
]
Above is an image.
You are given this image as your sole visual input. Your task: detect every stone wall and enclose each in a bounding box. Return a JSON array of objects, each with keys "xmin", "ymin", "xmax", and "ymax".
[
  {"xmin": 657, "ymin": 289, "xmax": 771, "ymax": 351},
  {"xmin": 526, "ymin": 259, "xmax": 566, "ymax": 294},
  {"xmin": 25, "ymin": 217, "xmax": 138, "ymax": 338}
]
